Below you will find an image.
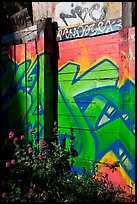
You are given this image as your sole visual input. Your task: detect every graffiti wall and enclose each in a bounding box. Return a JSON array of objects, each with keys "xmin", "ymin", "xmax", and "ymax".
[
  {"xmin": 58, "ymin": 27, "xmax": 135, "ymax": 193},
  {"xmin": 2, "ymin": 32, "xmax": 45, "ymax": 146},
  {"xmin": 55, "ymin": 2, "xmax": 122, "ymax": 41},
  {"xmin": 32, "ymin": 2, "xmax": 122, "ymax": 41}
]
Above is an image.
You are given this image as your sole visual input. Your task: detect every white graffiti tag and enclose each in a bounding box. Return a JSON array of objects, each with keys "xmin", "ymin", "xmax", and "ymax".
[
  {"xmin": 57, "ymin": 18, "xmax": 122, "ymax": 41},
  {"xmin": 55, "ymin": 2, "xmax": 106, "ymax": 26}
]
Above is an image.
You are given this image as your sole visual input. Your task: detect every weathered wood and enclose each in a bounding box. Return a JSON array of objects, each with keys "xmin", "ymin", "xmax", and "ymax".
[
  {"xmin": 9, "ymin": 8, "xmax": 32, "ymax": 32},
  {"xmin": 32, "ymin": 2, "xmax": 58, "ymax": 23},
  {"xmin": 122, "ymin": 2, "xmax": 132, "ymax": 28},
  {"xmin": 2, "ymin": 25, "xmax": 37, "ymax": 45},
  {"xmin": 44, "ymin": 18, "xmax": 59, "ymax": 142}
]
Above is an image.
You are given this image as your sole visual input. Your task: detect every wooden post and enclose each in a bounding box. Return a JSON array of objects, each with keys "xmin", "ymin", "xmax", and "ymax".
[
  {"xmin": 122, "ymin": 2, "xmax": 132, "ymax": 28},
  {"xmin": 132, "ymin": 2, "xmax": 135, "ymax": 27},
  {"xmin": 44, "ymin": 18, "xmax": 59, "ymax": 142}
]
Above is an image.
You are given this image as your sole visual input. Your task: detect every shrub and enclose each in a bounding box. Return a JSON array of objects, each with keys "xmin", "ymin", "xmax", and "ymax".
[{"xmin": 1, "ymin": 123, "xmax": 135, "ymax": 202}]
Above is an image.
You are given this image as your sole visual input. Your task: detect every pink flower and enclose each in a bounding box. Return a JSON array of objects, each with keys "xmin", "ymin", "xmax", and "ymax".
[
  {"xmin": 5, "ymin": 162, "xmax": 10, "ymax": 168},
  {"xmin": 38, "ymin": 154, "xmax": 44, "ymax": 161},
  {"xmin": 20, "ymin": 135, "xmax": 25, "ymax": 140},
  {"xmin": 22, "ymin": 149, "xmax": 25, "ymax": 152},
  {"xmin": 54, "ymin": 121, "xmax": 57, "ymax": 126},
  {"xmin": 39, "ymin": 139, "xmax": 47, "ymax": 148},
  {"xmin": 9, "ymin": 131, "xmax": 15, "ymax": 139},
  {"xmin": 14, "ymin": 137, "xmax": 18, "ymax": 141},
  {"xmin": 28, "ymin": 147, "xmax": 32, "ymax": 153},
  {"xmin": 2, "ymin": 192, "xmax": 7, "ymax": 198},
  {"xmin": 53, "ymin": 127, "xmax": 57, "ymax": 132},
  {"xmin": 11, "ymin": 159, "xmax": 16, "ymax": 165},
  {"xmin": 27, "ymin": 144, "xmax": 31, "ymax": 147},
  {"xmin": 28, "ymin": 187, "xmax": 34, "ymax": 198},
  {"xmin": 30, "ymin": 128, "xmax": 35, "ymax": 133}
]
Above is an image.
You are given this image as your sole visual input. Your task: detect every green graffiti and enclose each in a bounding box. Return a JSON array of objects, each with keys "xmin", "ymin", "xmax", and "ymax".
[
  {"xmin": 58, "ymin": 59, "xmax": 135, "ymax": 181},
  {"xmin": 2, "ymin": 52, "xmax": 45, "ymax": 146}
]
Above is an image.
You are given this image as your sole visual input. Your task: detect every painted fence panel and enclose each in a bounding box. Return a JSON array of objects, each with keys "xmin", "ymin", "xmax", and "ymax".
[
  {"xmin": 58, "ymin": 27, "xmax": 135, "ymax": 193},
  {"xmin": 2, "ymin": 32, "xmax": 45, "ymax": 147}
]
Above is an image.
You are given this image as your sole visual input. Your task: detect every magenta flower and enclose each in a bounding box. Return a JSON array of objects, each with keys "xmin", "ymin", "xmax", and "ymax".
[
  {"xmin": 54, "ymin": 121, "xmax": 57, "ymax": 126},
  {"xmin": 9, "ymin": 131, "xmax": 15, "ymax": 139},
  {"xmin": 14, "ymin": 137, "xmax": 18, "ymax": 142},
  {"xmin": 2, "ymin": 192, "xmax": 7, "ymax": 198},
  {"xmin": 30, "ymin": 128, "xmax": 35, "ymax": 133},
  {"xmin": 38, "ymin": 154, "xmax": 44, "ymax": 161},
  {"xmin": 39, "ymin": 139, "xmax": 47, "ymax": 148},
  {"xmin": 5, "ymin": 162, "xmax": 10, "ymax": 168},
  {"xmin": 11, "ymin": 159, "xmax": 16, "ymax": 165},
  {"xmin": 28, "ymin": 187, "xmax": 34, "ymax": 198},
  {"xmin": 27, "ymin": 144, "xmax": 31, "ymax": 147},
  {"xmin": 28, "ymin": 147, "xmax": 32, "ymax": 153},
  {"xmin": 53, "ymin": 127, "xmax": 57, "ymax": 132},
  {"xmin": 20, "ymin": 135, "xmax": 25, "ymax": 140}
]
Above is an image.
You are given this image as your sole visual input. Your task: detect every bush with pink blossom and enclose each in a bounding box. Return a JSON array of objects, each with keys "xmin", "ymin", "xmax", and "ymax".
[{"xmin": 0, "ymin": 123, "xmax": 135, "ymax": 202}]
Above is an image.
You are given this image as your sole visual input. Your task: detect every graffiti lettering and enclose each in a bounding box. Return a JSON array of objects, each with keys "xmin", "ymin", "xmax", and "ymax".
[
  {"xmin": 2, "ymin": 53, "xmax": 45, "ymax": 142},
  {"xmin": 89, "ymin": 4, "xmax": 107, "ymax": 22},
  {"xmin": 2, "ymin": 34, "xmax": 45, "ymax": 146},
  {"xmin": 57, "ymin": 18, "xmax": 122, "ymax": 41},
  {"xmin": 9, "ymin": 8, "xmax": 32, "ymax": 31},
  {"xmin": 58, "ymin": 59, "xmax": 135, "ymax": 184},
  {"xmin": 58, "ymin": 29, "xmax": 135, "ymax": 192},
  {"xmin": 59, "ymin": 3, "xmax": 107, "ymax": 26}
]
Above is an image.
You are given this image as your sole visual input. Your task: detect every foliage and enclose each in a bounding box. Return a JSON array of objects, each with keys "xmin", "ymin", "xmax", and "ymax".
[{"xmin": 1, "ymin": 123, "xmax": 135, "ymax": 202}]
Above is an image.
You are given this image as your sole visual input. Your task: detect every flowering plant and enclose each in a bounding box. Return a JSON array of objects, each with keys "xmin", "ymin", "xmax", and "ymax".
[
  {"xmin": 1, "ymin": 123, "xmax": 135, "ymax": 202},
  {"xmin": 1, "ymin": 122, "xmax": 78, "ymax": 202}
]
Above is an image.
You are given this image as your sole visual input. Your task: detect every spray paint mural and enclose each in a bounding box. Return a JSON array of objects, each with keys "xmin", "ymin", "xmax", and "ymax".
[
  {"xmin": 55, "ymin": 2, "xmax": 122, "ymax": 41},
  {"xmin": 32, "ymin": 2, "xmax": 122, "ymax": 41},
  {"xmin": 58, "ymin": 27, "xmax": 135, "ymax": 193},
  {"xmin": 2, "ymin": 32, "xmax": 45, "ymax": 146},
  {"xmin": 2, "ymin": 23, "xmax": 135, "ymax": 194}
]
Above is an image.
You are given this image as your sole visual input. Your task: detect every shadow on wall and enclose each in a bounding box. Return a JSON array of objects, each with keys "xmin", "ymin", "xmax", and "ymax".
[
  {"xmin": 2, "ymin": 45, "xmax": 26, "ymax": 138},
  {"xmin": 1, "ymin": 43, "xmax": 26, "ymax": 193},
  {"xmin": 1, "ymin": 45, "xmax": 27, "ymax": 162}
]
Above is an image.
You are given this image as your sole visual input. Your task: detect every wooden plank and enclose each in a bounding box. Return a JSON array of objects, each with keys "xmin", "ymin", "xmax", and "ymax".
[
  {"xmin": 9, "ymin": 8, "xmax": 32, "ymax": 32},
  {"xmin": 25, "ymin": 41, "xmax": 38, "ymax": 147},
  {"xmin": 57, "ymin": 27, "xmax": 135, "ymax": 187},
  {"xmin": 56, "ymin": 18, "xmax": 122, "ymax": 41},
  {"xmin": 37, "ymin": 32, "xmax": 45, "ymax": 141},
  {"xmin": 2, "ymin": 25, "xmax": 37, "ymax": 45},
  {"xmin": 122, "ymin": 2, "xmax": 132, "ymax": 28}
]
